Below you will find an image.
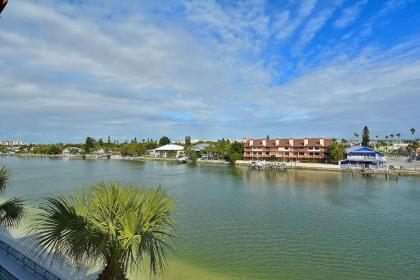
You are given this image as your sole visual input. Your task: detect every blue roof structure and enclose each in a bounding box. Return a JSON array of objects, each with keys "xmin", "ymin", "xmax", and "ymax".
[{"xmin": 346, "ymin": 146, "xmax": 383, "ymax": 156}]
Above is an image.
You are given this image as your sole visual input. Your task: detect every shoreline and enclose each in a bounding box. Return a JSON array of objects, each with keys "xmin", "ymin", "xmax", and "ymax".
[{"xmin": 2, "ymin": 154, "xmax": 419, "ymax": 177}]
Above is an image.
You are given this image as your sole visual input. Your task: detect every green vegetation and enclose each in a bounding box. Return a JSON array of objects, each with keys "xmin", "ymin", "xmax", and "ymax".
[
  {"xmin": 159, "ymin": 136, "xmax": 171, "ymax": 146},
  {"xmin": 0, "ymin": 166, "xmax": 25, "ymax": 227},
  {"xmin": 31, "ymin": 183, "xmax": 175, "ymax": 280},
  {"xmin": 362, "ymin": 126, "xmax": 370, "ymax": 147},
  {"xmin": 84, "ymin": 136, "xmax": 96, "ymax": 154},
  {"xmin": 327, "ymin": 139, "xmax": 345, "ymax": 164},
  {"xmin": 204, "ymin": 139, "xmax": 244, "ymax": 163},
  {"xmin": 32, "ymin": 144, "xmax": 64, "ymax": 155}
]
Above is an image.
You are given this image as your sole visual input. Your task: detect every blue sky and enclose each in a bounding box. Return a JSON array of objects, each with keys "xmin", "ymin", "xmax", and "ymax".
[{"xmin": 1, "ymin": 0, "xmax": 419, "ymax": 143}]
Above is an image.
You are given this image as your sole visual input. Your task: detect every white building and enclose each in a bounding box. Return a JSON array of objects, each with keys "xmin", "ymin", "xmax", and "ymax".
[
  {"xmin": 0, "ymin": 140, "xmax": 23, "ymax": 146},
  {"xmin": 150, "ymin": 144, "xmax": 184, "ymax": 158}
]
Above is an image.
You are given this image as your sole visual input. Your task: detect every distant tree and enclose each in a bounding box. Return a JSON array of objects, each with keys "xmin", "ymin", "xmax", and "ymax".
[
  {"xmin": 159, "ymin": 136, "xmax": 170, "ymax": 146},
  {"xmin": 184, "ymin": 136, "xmax": 192, "ymax": 147},
  {"xmin": 107, "ymin": 136, "xmax": 111, "ymax": 144},
  {"xmin": 354, "ymin": 133, "xmax": 359, "ymax": 140},
  {"xmin": 327, "ymin": 139, "xmax": 345, "ymax": 164},
  {"xmin": 410, "ymin": 128, "xmax": 416, "ymax": 138},
  {"xmin": 84, "ymin": 137, "xmax": 96, "ymax": 154},
  {"xmin": 227, "ymin": 141, "xmax": 244, "ymax": 163},
  {"xmin": 131, "ymin": 137, "xmax": 138, "ymax": 144},
  {"xmin": 47, "ymin": 145, "xmax": 62, "ymax": 155},
  {"xmin": 385, "ymin": 135, "xmax": 389, "ymax": 140},
  {"xmin": 266, "ymin": 135, "xmax": 270, "ymax": 140},
  {"xmin": 396, "ymin": 133, "xmax": 401, "ymax": 142},
  {"xmin": 390, "ymin": 134, "xmax": 394, "ymax": 141},
  {"xmin": 98, "ymin": 138, "xmax": 104, "ymax": 146},
  {"xmin": 362, "ymin": 126, "xmax": 370, "ymax": 147}
]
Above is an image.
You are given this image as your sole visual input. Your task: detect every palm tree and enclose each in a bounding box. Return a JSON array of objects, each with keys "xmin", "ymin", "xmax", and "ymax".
[
  {"xmin": 410, "ymin": 128, "xmax": 416, "ymax": 138},
  {"xmin": 354, "ymin": 133, "xmax": 359, "ymax": 141},
  {"xmin": 0, "ymin": 166, "xmax": 25, "ymax": 227},
  {"xmin": 390, "ymin": 134, "xmax": 394, "ymax": 142},
  {"xmin": 30, "ymin": 183, "xmax": 175, "ymax": 280}
]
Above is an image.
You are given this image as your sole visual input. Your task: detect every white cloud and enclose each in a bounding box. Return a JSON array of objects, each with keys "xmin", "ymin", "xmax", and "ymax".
[
  {"xmin": 273, "ymin": 0, "xmax": 317, "ymax": 40},
  {"xmin": 294, "ymin": 8, "xmax": 336, "ymax": 53},
  {"xmin": 0, "ymin": 0, "xmax": 419, "ymax": 142},
  {"xmin": 334, "ymin": 0, "xmax": 367, "ymax": 29}
]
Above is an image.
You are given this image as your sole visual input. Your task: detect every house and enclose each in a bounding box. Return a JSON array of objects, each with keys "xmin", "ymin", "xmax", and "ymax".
[
  {"xmin": 62, "ymin": 147, "xmax": 83, "ymax": 157},
  {"xmin": 150, "ymin": 144, "xmax": 184, "ymax": 158},
  {"xmin": 243, "ymin": 138, "xmax": 332, "ymax": 162},
  {"xmin": 339, "ymin": 146, "xmax": 386, "ymax": 168}
]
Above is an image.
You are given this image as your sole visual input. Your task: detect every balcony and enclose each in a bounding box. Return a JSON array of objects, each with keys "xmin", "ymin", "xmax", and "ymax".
[{"xmin": 347, "ymin": 155, "xmax": 383, "ymax": 162}]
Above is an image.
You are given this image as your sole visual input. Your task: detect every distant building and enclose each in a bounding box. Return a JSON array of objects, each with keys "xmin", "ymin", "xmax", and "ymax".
[
  {"xmin": 339, "ymin": 146, "xmax": 386, "ymax": 168},
  {"xmin": 150, "ymin": 144, "xmax": 184, "ymax": 158},
  {"xmin": 243, "ymin": 138, "xmax": 332, "ymax": 162},
  {"xmin": 0, "ymin": 140, "xmax": 23, "ymax": 146}
]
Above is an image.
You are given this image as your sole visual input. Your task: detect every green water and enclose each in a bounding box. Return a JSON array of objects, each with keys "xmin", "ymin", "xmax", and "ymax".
[{"xmin": 1, "ymin": 157, "xmax": 420, "ymax": 280}]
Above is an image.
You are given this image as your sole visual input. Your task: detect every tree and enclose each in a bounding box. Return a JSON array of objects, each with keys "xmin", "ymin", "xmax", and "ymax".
[
  {"xmin": 227, "ymin": 141, "xmax": 244, "ymax": 163},
  {"xmin": 410, "ymin": 128, "xmax": 416, "ymax": 138},
  {"xmin": 85, "ymin": 137, "xmax": 96, "ymax": 154},
  {"xmin": 396, "ymin": 133, "xmax": 401, "ymax": 142},
  {"xmin": 184, "ymin": 136, "xmax": 192, "ymax": 148},
  {"xmin": 266, "ymin": 135, "xmax": 270, "ymax": 140},
  {"xmin": 0, "ymin": 166, "xmax": 24, "ymax": 228},
  {"xmin": 390, "ymin": 134, "xmax": 394, "ymax": 141},
  {"xmin": 354, "ymin": 133, "xmax": 359, "ymax": 141},
  {"xmin": 159, "ymin": 136, "xmax": 170, "ymax": 146},
  {"xmin": 327, "ymin": 139, "xmax": 345, "ymax": 164},
  {"xmin": 31, "ymin": 183, "xmax": 174, "ymax": 280},
  {"xmin": 98, "ymin": 138, "xmax": 104, "ymax": 146},
  {"xmin": 47, "ymin": 145, "xmax": 62, "ymax": 155},
  {"xmin": 361, "ymin": 126, "xmax": 370, "ymax": 147},
  {"xmin": 107, "ymin": 136, "xmax": 111, "ymax": 144}
]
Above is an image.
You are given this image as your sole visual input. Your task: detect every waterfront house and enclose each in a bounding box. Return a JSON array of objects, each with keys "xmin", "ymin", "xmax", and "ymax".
[
  {"xmin": 243, "ymin": 138, "xmax": 332, "ymax": 162},
  {"xmin": 339, "ymin": 146, "xmax": 386, "ymax": 168},
  {"xmin": 62, "ymin": 147, "xmax": 83, "ymax": 157},
  {"xmin": 150, "ymin": 144, "xmax": 184, "ymax": 158}
]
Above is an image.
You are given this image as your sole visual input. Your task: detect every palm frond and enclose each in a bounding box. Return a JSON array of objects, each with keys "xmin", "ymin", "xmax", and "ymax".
[
  {"xmin": 31, "ymin": 183, "xmax": 175, "ymax": 278},
  {"xmin": 0, "ymin": 166, "xmax": 9, "ymax": 193},
  {"xmin": 30, "ymin": 196, "xmax": 104, "ymax": 266},
  {"xmin": 0, "ymin": 198, "xmax": 25, "ymax": 227}
]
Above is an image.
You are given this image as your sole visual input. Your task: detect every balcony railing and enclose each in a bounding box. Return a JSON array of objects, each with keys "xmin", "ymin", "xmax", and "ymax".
[
  {"xmin": 0, "ymin": 239, "xmax": 60, "ymax": 280},
  {"xmin": 347, "ymin": 155, "xmax": 383, "ymax": 162}
]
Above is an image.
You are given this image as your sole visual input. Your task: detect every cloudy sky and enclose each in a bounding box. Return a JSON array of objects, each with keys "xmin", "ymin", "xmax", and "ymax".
[{"xmin": 1, "ymin": 0, "xmax": 419, "ymax": 143}]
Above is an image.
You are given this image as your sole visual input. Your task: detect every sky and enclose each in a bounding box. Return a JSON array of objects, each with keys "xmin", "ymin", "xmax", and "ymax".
[{"xmin": 1, "ymin": 0, "xmax": 420, "ymax": 143}]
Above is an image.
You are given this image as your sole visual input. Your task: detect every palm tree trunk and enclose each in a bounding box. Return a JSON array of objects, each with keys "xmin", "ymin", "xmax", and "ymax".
[{"xmin": 97, "ymin": 262, "xmax": 127, "ymax": 280}]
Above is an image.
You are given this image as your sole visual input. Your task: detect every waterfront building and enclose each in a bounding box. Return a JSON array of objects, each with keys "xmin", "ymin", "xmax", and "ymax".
[
  {"xmin": 62, "ymin": 147, "xmax": 83, "ymax": 157},
  {"xmin": 243, "ymin": 138, "xmax": 332, "ymax": 162},
  {"xmin": 150, "ymin": 144, "xmax": 184, "ymax": 158},
  {"xmin": 0, "ymin": 140, "xmax": 23, "ymax": 146},
  {"xmin": 339, "ymin": 146, "xmax": 386, "ymax": 168}
]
